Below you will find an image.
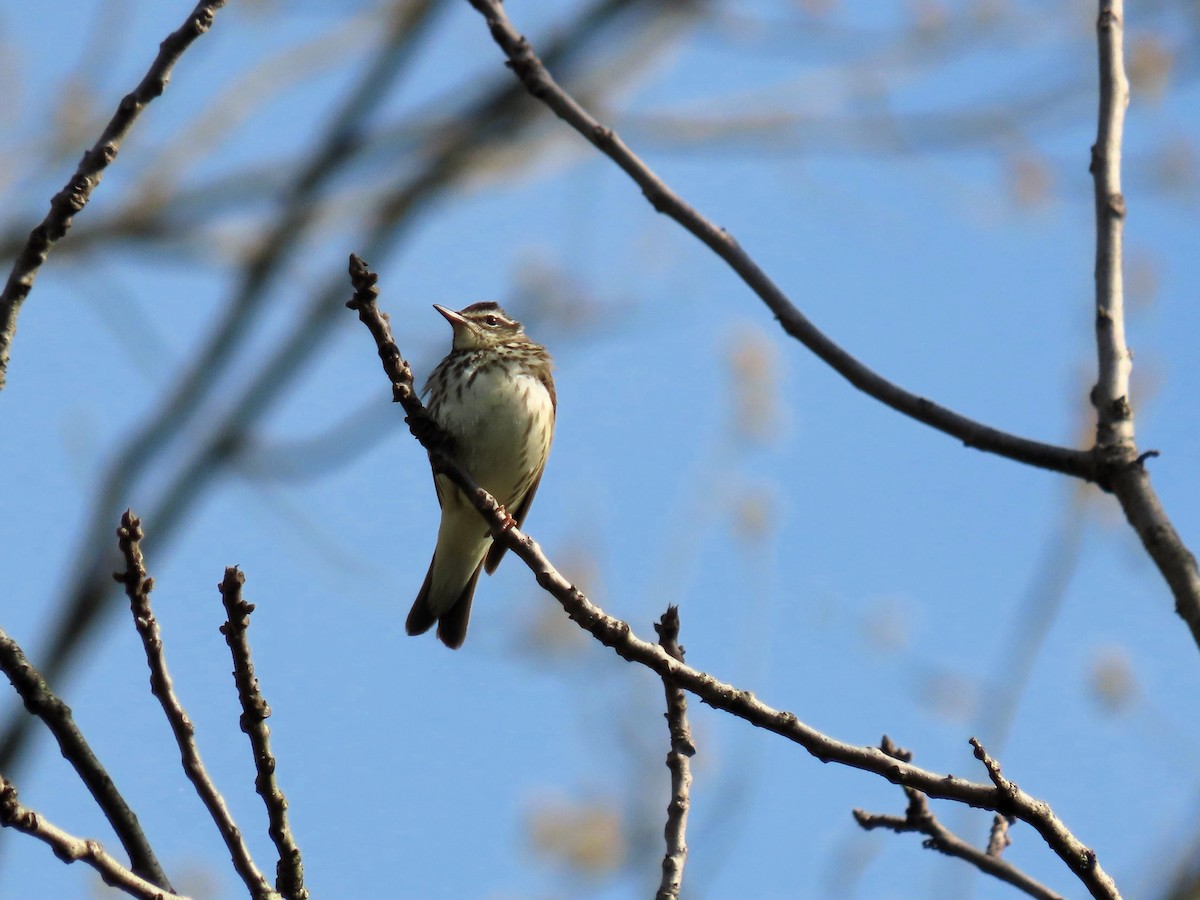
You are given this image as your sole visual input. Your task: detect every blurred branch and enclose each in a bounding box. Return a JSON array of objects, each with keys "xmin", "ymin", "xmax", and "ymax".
[
  {"xmin": 0, "ymin": 0, "xmax": 226, "ymax": 390},
  {"xmin": 0, "ymin": 0, "xmax": 444, "ymax": 776},
  {"xmin": 853, "ymin": 736, "xmax": 1063, "ymax": 900},
  {"xmin": 114, "ymin": 511, "xmax": 278, "ymax": 900},
  {"xmin": 218, "ymin": 567, "xmax": 307, "ymax": 900},
  {"xmin": 653, "ymin": 606, "xmax": 694, "ymax": 900},
  {"xmin": 975, "ymin": 492, "xmax": 1087, "ymax": 757},
  {"xmin": 0, "ymin": 628, "xmax": 173, "ymax": 891},
  {"xmin": 0, "ymin": 0, "xmax": 669, "ymax": 783},
  {"xmin": 464, "ymin": 0, "xmax": 1095, "ymax": 483},
  {"xmin": 345, "ymin": 257, "xmax": 1120, "ymax": 900},
  {"xmin": 1086, "ymin": 0, "xmax": 1200, "ymax": 651},
  {"xmin": 0, "ymin": 776, "xmax": 186, "ymax": 900}
]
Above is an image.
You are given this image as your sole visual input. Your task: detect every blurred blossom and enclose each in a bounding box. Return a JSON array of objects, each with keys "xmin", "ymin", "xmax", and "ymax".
[
  {"xmin": 518, "ymin": 538, "xmax": 600, "ymax": 660},
  {"xmin": 794, "ymin": 0, "xmax": 837, "ymax": 17},
  {"xmin": 508, "ymin": 255, "xmax": 609, "ymax": 337},
  {"xmin": 725, "ymin": 325, "xmax": 783, "ymax": 446},
  {"xmin": 909, "ymin": 0, "xmax": 950, "ymax": 37},
  {"xmin": 860, "ymin": 595, "xmax": 913, "ymax": 654},
  {"xmin": 51, "ymin": 79, "xmax": 101, "ymax": 164},
  {"xmin": 917, "ymin": 670, "xmax": 978, "ymax": 721},
  {"xmin": 969, "ymin": 0, "xmax": 1009, "ymax": 29},
  {"xmin": 1006, "ymin": 152, "xmax": 1053, "ymax": 209},
  {"xmin": 527, "ymin": 799, "xmax": 627, "ymax": 876},
  {"xmin": 1127, "ymin": 35, "xmax": 1173, "ymax": 102},
  {"xmin": 730, "ymin": 483, "xmax": 776, "ymax": 543},
  {"xmin": 1089, "ymin": 645, "xmax": 1137, "ymax": 714},
  {"xmin": 1125, "ymin": 249, "xmax": 1160, "ymax": 311},
  {"xmin": 1151, "ymin": 137, "xmax": 1197, "ymax": 196}
]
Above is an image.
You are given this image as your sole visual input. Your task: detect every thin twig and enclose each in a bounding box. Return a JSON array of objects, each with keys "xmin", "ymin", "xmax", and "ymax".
[
  {"xmin": 345, "ymin": 259, "xmax": 1121, "ymax": 900},
  {"xmin": 853, "ymin": 737, "xmax": 1063, "ymax": 900},
  {"xmin": 0, "ymin": 629, "xmax": 173, "ymax": 891},
  {"xmin": 1086, "ymin": 0, "xmax": 1200, "ymax": 652},
  {"xmin": 114, "ymin": 511, "xmax": 279, "ymax": 900},
  {"xmin": 0, "ymin": 0, "xmax": 226, "ymax": 390},
  {"xmin": 218, "ymin": 567, "xmax": 307, "ymax": 900},
  {"xmin": 0, "ymin": 775, "xmax": 187, "ymax": 900},
  {"xmin": 463, "ymin": 0, "xmax": 1094, "ymax": 483},
  {"xmin": 653, "ymin": 607, "xmax": 695, "ymax": 900}
]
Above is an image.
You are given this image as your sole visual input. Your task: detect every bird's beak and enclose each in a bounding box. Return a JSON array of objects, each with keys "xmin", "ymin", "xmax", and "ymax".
[{"xmin": 432, "ymin": 304, "xmax": 470, "ymax": 330}]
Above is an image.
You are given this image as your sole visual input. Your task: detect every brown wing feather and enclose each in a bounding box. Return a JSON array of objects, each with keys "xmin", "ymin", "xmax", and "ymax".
[{"xmin": 484, "ymin": 469, "xmax": 542, "ymax": 574}]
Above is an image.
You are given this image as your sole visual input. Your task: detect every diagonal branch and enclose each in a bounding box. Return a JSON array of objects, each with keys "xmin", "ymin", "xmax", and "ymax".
[
  {"xmin": 114, "ymin": 511, "xmax": 279, "ymax": 900},
  {"xmin": 0, "ymin": 776, "xmax": 187, "ymax": 900},
  {"xmin": 0, "ymin": 0, "xmax": 227, "ymax": 390},
  {"xmin": 0, "ymin": 629, "xmax": 173, "ymax": 891},
  {"xmin": 463, "ymin": 0, "xmax": 1095, "ymax": 484},
  {"xmin": 345, "ymin": 258, "xmax": 1120, "ymax": 900}
]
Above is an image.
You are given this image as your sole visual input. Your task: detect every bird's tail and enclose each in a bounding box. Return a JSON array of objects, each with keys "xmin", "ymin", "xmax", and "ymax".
[{"xmin": 406, "ymin": 554, "xmax": 485, "ymax": 649}]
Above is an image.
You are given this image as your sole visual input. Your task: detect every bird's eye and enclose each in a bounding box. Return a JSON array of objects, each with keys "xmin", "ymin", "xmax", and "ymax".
[{"xmin": 484, "ymin": 315, "xmax": 499, "ymax": 327}]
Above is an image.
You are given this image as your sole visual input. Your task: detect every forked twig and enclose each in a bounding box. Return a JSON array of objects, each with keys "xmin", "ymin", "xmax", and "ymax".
[
  {"xmin": 0, "ymin": 628, "xmax": 172, "ymax": 890},
  {"xmin": 853, "ymin": 736, "xmax": 1063, "ymax": 900},
  {"xmin": 0, "ymin": 775, "xmax": 186, "ymax": 900}
]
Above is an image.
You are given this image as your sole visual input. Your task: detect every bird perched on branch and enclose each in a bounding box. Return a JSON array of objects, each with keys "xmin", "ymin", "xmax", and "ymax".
[{"xmin": 406, "ymin": 302, "xmax": 556, "ymax": 648}]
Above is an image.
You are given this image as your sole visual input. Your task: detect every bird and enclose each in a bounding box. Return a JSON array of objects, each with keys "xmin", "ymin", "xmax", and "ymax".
[{"xmin": 406, "ymin": 301, "xmax": 556, "ymax": 648}]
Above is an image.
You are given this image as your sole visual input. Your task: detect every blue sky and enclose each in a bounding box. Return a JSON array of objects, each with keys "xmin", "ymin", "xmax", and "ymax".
[{"xmin": 2, "ymin": 1, "xmax": 1200, "ymax": 898}]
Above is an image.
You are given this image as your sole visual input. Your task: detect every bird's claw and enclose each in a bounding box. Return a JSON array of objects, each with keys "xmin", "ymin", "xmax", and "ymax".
[{"xmin": 497, "ymin": 505, "xmax": 517, "ymax": 530}]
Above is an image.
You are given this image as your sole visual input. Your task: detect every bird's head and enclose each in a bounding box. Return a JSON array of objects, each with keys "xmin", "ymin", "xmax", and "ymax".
[{"xmin": 433, "ymin": 302, "xmax": 528, "ymax": 351}]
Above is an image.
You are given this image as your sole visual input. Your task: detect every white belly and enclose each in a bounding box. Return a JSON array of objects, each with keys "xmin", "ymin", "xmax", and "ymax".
[{"xmin": 433, "ymin": 363, "xmax": 554, "ymax": 507}]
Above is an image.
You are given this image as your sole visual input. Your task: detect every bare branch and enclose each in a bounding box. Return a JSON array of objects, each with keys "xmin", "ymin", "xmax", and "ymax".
[
  {"xmin": 654, "ymin": 607, "xmax": 694, "ymax": 900},
  {"xmin": 463, "ymin": 0, "xmax": 1095, "ymax": 484},
  {"xmin": 0, "ymin": 775, "xmax": 187, "ymax": 900},
  {"xmin": 0, "ymin": 629, "xmax": 173, "ymax": 891},
  {"xmin": 853, "ymin": 737, "xmax": 1063, "ymax": 900},
  {"xmin": 1086, "ymin": 0, "xmax": 1200, "ymax": 653},
  {"xmin": 345, "ymin": 259, "xmax": 1120, "ymax": 900},
  {"xmin": 1090, "ymin": 0, "xmax": 1134, "ymax": 458},
  {"xmin": 218, "ymin": 567, "xmax": 307, "ymax": 900},
  {"xmin": 114, "ymin": 511, "xmax": 279, "ymax": 900},
  {"xmin": 0, "ymin": 0, "xmax": 227, "ymax": 390}
]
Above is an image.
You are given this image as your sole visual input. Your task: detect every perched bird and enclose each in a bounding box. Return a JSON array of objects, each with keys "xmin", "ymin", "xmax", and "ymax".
[{"xmin": 406, "ymin": 302, "xmax": 556, "ymax": 648}]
